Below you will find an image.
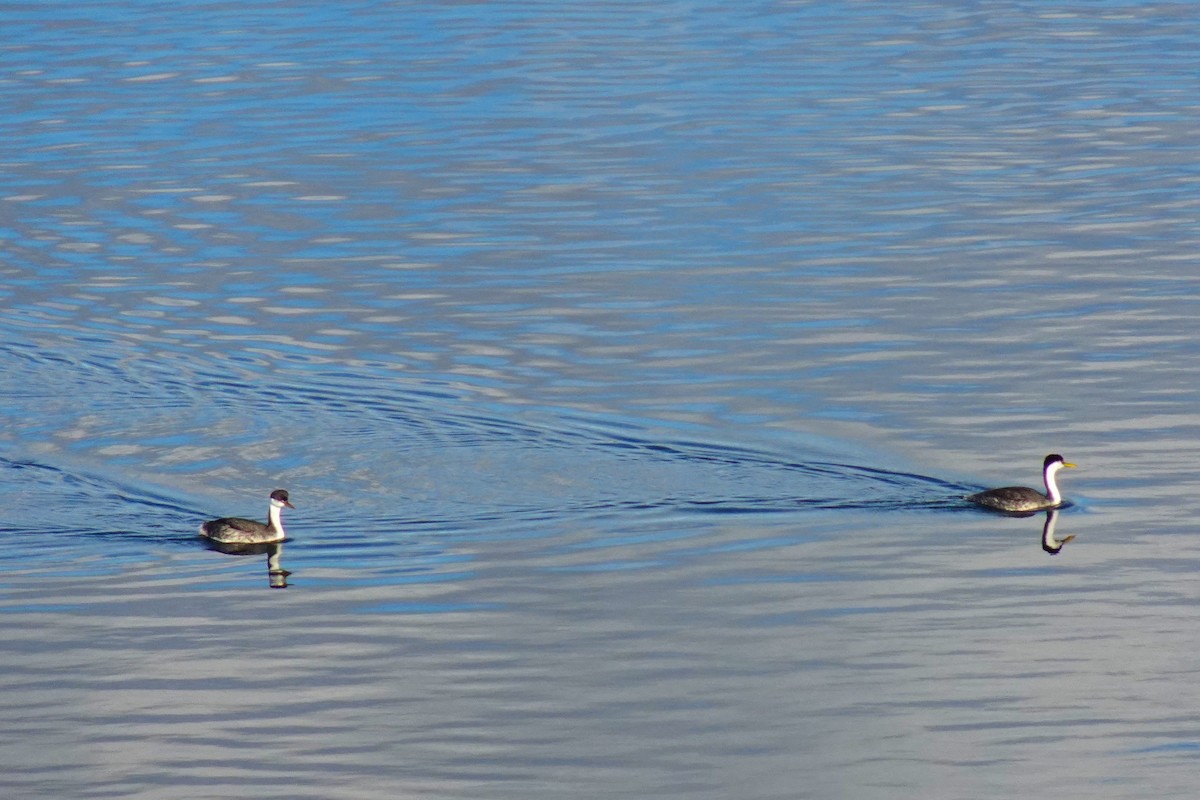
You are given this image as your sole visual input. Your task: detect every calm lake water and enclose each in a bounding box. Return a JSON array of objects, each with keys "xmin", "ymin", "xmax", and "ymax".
[{"xmin": 3, "ymin": 2, "xmax": 1200, "ymax": 798}]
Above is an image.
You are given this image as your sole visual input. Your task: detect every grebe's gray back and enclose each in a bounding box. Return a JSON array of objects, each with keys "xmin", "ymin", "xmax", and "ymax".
[
  {"xmin": 967, "ymin": 454, "xmax": 1075, "ymax": 512},
  {"xmin": 199, "ymin": 489, "xmax": 294, "ymax": 544}
]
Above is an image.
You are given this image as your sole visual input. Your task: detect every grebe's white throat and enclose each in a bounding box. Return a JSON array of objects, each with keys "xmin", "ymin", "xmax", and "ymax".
[{"xmin": 1042, "ymin": 458, "xmax": 1069, "ymax": 505}]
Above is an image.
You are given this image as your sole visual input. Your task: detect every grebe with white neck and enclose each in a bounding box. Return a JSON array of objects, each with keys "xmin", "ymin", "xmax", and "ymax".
[
  {"xmin": 967, "ymin": 454, "xmax": 1075, "ymax": 512},
  {"xmin": 199, "ymin": 489, "xmax": 294, "ymax": 544}
]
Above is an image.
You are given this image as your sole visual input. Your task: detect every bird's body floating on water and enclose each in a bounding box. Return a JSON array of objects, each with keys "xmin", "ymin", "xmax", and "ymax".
[
  {"xmin": 199, "ymin": 489, "xmax": 294, "ymax": 544},
  {"xmin": 967, "ymin": 454, "xmax": 1075, "ymax": 512}
]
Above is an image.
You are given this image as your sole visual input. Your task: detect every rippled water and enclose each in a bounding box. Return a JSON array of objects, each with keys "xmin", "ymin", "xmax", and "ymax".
[{"xmin": 3, "ymin": 3, "xmax": 1200, "ymax": 798}]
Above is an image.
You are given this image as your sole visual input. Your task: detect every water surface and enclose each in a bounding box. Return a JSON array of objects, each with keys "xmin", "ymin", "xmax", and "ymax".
[{"xmin": 3, "ymin": 2, "xmax": 1200, "ymax": 798}]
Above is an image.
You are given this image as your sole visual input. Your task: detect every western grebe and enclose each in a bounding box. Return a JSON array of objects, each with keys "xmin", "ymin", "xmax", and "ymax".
[
  {"xmin": 966, "ymin": 454, "xmax": 1075, "ymax": 512},
  {"xmin": 199, "ymin": 489, "xmax": 294, "ymax": 544}
]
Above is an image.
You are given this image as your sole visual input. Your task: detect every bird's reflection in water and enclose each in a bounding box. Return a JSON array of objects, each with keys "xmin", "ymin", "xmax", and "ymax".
[
  {"xmin": 204, "ymin": 540, "xmax": 292, "ymax": 588},
  {"xmin": 1040, "ymin": 509, "xmax": 1075, "ymax": 555}
]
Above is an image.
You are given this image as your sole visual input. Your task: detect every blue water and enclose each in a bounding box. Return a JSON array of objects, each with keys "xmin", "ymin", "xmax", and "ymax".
[{"xmin": 3, "ymin": 2, "xmax": 1200, "ymax": 798}]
